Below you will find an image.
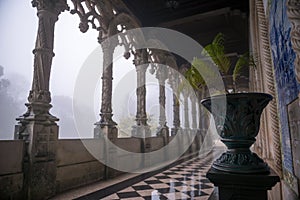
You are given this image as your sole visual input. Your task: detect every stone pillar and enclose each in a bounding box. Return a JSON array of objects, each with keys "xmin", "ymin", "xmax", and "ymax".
[
  {"xmin": 94, "ymin": 40, "xmax": 118, "ymax": 139},
  {"xmin": 156, "ymin": 65, "xmax": 169, "ymax": 142},
  {"xmin": 169, "ymin": 76, "xmax": 181, "ymax": 136},
  {"xmin": 207, "ymin": 168, "xmax": 280, "ymax": 200},
  {"xmin": 131, "ymin": 50, "xmax": 151, "ymax": 170},
  {"xmin": 190, "ymin": 95, "xmax": 197, "ymax": 131},
  {"xmin": 183, "ymin": 91, "xmax": 190, "ymax": 134},
  {"xmin": 14, "ymin": 0, "xmax": 68, "ymax": 199},
  {"xmin": 197, "ymin": 88, "xmax": 207, "ymax": 144},
  {"xmin": 190, "ymin": 94, "xmax": 199, "ymax": 151},
  {"xmin": 132, "ymin": 50, "xmax": 151, "ymax": 139}
]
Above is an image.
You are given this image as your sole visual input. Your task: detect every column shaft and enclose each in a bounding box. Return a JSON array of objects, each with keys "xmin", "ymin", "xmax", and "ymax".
[
  {"xmin": 94, "ymin": 41, "xmax": 118, "ymax": 138},
  {"xmin": 132, "ymin": 50, "xmax": 151, "ymax": 139},
  {"xmin": 156, "ymin": 66, "xmax": 169, "ymax": 139},
  {"xmin": 15, "ymin": 1, "xmax": 68, "ymax": 199}
]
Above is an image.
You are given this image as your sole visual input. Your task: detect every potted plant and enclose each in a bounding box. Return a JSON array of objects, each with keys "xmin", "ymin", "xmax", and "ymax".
[
  {"xmin": 185, "ymin": 33, "xmax": 252, "ymax": 94},
  {"xmin": 184, "ymin": 33, "xmax": 272, "ymax": 174}
]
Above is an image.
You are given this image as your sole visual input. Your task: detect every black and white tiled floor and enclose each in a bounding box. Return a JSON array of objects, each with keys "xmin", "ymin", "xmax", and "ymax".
[{"xmin": 78, "ymin": 153, "xmax": 216, "ymax": 200}]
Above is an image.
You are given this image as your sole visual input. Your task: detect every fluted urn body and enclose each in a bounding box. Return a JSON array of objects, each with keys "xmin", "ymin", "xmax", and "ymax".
[{"xmin": 201, "ymin": 93, "xmax": 272, "ymax": 173}]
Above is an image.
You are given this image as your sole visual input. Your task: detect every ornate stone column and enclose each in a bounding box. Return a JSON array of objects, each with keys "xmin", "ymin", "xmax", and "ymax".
[
  {"xmin": 94, "ymin": 40, "xmax": 118, "ymax": 139},
  {"xmin": 156, "ymin": 65, "xmax": 169, "ymax": 140},
  {"xmin": 132, "ymin": 49, "xmax": 151, "ymax": 138},
  {"xmin": 197, "ymin": 88, "xmax": 208, "ymax": 146},
  {"xmin": 169, "ymin": 76, "xmax": 181, "ymax": 135},
  {"xmin": 183, "ymin": 90, "xmax": 190, "ymax": 134},
  {"xmin": 14, "ymin": 0, "xmax": 68, "ymax": 199},
  {"xmin": 190, "ymin": 95, "xmax": 197, "ymax": 130}
]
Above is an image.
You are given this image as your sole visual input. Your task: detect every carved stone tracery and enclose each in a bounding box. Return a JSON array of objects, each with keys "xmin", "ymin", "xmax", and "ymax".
[
  {"xmin": 287, "ymin": 0, "xmax": 300, "ymax": 83},
  {"xmin": 71, "ymin": 0, "xmax": 144, "ymax": 135},
  {"xmin": 250, "ymin": 0, "xmax": 282, "ymax": 176}
]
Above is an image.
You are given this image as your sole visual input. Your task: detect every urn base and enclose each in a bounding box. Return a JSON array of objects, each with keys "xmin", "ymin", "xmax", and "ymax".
[{"xmin": 212, "ymin": 150, "xmax": 270, "ymax": 174}]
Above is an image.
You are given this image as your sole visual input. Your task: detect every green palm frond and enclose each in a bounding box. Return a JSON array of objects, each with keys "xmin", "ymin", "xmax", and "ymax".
[
  {"xmin": 202, "ymin": 33, "xmax": 231, "ymax": 74},
  {"xmin": 178, "ymin": 57, "xmax": 217, "ymax": 95},
  {"xmin": 190, "ymin": 57, "xmax": 219, "ymax": 87},
  {"xmin": 233, "ymin": 52, "xmax": 249, "ymax": 81}
]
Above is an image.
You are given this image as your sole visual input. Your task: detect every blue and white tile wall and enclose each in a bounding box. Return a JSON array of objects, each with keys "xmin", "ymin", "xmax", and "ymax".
[{"xmin": 269, "ymin": 0, "xmax": 300, "ymax": 175}]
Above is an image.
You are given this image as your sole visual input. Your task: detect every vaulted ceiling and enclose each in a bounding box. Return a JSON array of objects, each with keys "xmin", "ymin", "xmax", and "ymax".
[{"xmin": 122, "ymin": 0, "xmax": 249, "ymax": 56}]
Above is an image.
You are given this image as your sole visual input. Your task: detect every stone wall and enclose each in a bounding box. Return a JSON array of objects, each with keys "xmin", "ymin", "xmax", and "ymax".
[
  {"xmin": 0, "ymin": 140, "xmax": 24, "ymax": 199},
  {"xmin": 0, "ymin": 131, "xmax": 203, "ymax": 199},
  {"xmin": 56, "ymin": 139, "xmax": 106, "ymax": 192}
]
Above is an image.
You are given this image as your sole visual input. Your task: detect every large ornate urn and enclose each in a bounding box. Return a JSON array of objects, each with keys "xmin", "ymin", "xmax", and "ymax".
[{"xmin": 201, "ymin": 93, "xmax": 272, "ymax": 173}]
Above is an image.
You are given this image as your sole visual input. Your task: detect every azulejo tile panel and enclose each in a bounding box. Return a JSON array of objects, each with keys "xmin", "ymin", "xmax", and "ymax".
[{"xmin": 269, "ymin": 0, "xmax": 300, "ymax": 174}]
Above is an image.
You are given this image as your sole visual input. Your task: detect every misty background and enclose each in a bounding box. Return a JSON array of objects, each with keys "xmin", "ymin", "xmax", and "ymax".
[{"xmin": 0, "ymin": 1, "xmax": 189, "ymax": 140}]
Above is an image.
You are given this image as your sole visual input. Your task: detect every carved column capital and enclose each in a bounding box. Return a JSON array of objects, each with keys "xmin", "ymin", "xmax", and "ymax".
[
  {"xmin": 32, "ymin": 0, "xmax": 69, "ymax": 16},
  {"xmin": 133, "ymin": 49, "xmax": 149, "ymax": 66},
  {"xmin": 287, "ymin": 0, "xmax": 300, "ymax": 82}
]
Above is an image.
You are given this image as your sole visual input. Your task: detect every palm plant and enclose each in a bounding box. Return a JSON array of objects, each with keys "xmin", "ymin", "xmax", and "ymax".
[{"xmin": 185, "ymin": 33, "xmax": 253, "ymax": 94}]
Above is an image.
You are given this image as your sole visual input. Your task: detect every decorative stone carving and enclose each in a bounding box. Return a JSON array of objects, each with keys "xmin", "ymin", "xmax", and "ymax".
[
  {"xmin": 169, "ymin": 75, "xmax": 181, "ymax": 135},
  {"xmin": 190, "ymin": 95, "xmax": 198, "ymax": 130},
  {"xmin": 14, "ymin": 1, "xmax": 68, "ymax": 199},
  {"xmin": 156, "ymin": 65, "xmax": 168, "ymax": 126},
  {"xmin": 19, "ymin": 0, "xmax": 68, "ymax": 121},
  {"xmin": 97, "ymin": 39, "xmax": 118, "ymax": 130},
  {"xmin": 160, "ymin": 55, "xmax": 182, "ymax": 135},
  {"xmin": 131, "ymin": 49, "xmax": 151, "ymax": 138},
  {"xmin": 201, "ymin": 93, "xmax": 272, "ymax": 173},
  {"xmin": 133, "ymin": 49, "xmax": 149, "ymax": 127},
  {"xmin": 249, "ymin": 0, "xmax": 283, "ymax": 176},
  {"xmin": 71, "ymin": 0, "xmax": 143, "ymax": 137},
  {"xmin": 182, "ymin": 89, "xmax": 190, "ymax": 131},
  {"xmin": 156, "ymin": 64, "xmax": 169, "ymax": 138},
  {"xmin": 16, "ymin": 0, "xmax": 68, "ymax": 130},
  {"xmin": 287, "ymin": 0, "xmax": 300, "ymax": 83}
]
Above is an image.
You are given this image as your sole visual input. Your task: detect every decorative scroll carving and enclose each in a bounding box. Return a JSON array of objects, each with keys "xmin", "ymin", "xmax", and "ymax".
[
  {"xmin": 71, "ymin": 0, "xmax": 141, "ymax": 43},
  {"xmin": 287, "ymin": 0, "xmax": 300, "ymax": 83},
  {"xmin": 250, "ymin": 0, "xmax": 282, "ymax": 176},
  {"xmin": 71, "ymin": 0, "xmax": 113, "ymax": 36},
  {"xmin": 216, "ymin": 151, "xmax": 267, "ymax": 169},
  {"xmin": 71, "ymin": 0, "xmax": 143, "ymax": 132}
]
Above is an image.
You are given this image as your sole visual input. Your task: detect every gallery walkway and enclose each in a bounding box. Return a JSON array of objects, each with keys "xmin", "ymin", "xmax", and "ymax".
[{"xmin": 51, "ymin": 144, "xmax": 224, "ymax": 200}]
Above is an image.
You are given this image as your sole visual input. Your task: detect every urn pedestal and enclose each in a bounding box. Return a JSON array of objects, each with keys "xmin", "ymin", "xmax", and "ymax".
[{"xmin": 201, "ymin": 93, "xmax": 280, "ymax": 200}]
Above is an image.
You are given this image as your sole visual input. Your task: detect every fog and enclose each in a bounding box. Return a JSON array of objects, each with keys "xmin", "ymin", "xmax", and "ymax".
[{"xmin": 0, "ymin": 1, "xmax": 178, "ymax": 139}]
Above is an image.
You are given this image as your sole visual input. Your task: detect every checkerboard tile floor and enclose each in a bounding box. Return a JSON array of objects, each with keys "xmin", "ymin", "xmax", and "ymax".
[{"xmin": 100, "ymin": 155, "xmax": 215, "ymax": 200}]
